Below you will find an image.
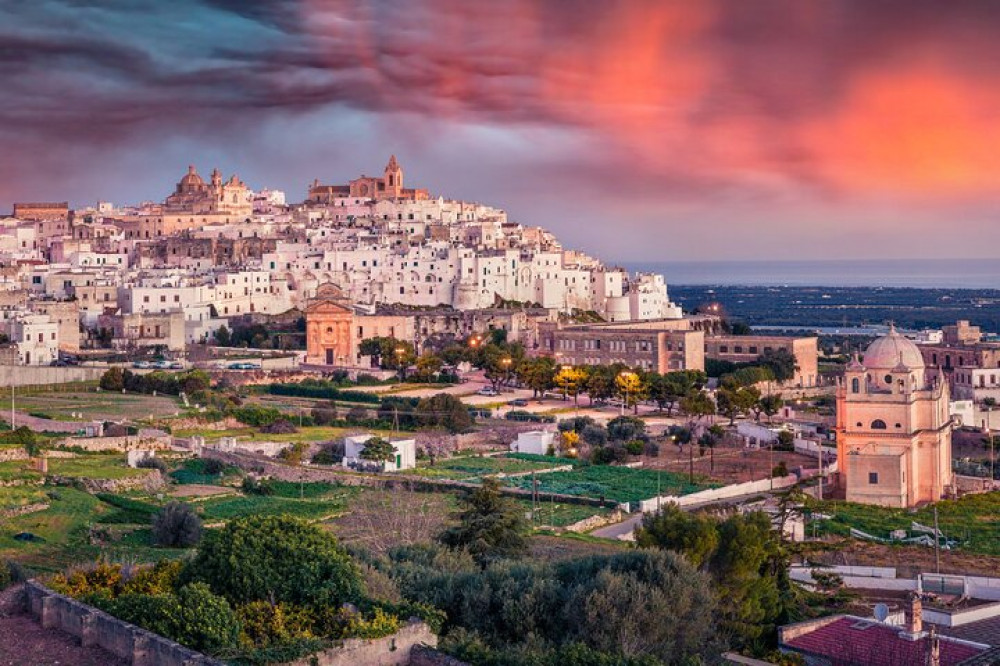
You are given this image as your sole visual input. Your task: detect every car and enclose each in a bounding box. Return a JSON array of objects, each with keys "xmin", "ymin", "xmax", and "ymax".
[
  {"xmin": 509, "ymin": 398, "xmax": 528, "ymax": 407},
  {"xmin": 169, "ymin": 361, "xmax": 184, "ymax": 369},
  {"xmin": 133, "ymin": 360, "xmax": 151, "ymax": 369},
  {"xmin": 477, "ymin": 387, "xmax": 499, "ymax": 396},
  {"xmin": 152, "ymin": 360, "xmax": 171, "ymax": 369}
]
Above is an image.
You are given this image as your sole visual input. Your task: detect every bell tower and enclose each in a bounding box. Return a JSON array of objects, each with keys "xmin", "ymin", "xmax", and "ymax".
[{"xmin": 383, "ymin": 155, "xmax": 403, "ymax": 199}]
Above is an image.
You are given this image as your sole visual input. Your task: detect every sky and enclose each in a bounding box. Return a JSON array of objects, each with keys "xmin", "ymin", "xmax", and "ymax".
[{"xmin": 1, "ymin": 0, "xmax": 999, "ymax": 263}]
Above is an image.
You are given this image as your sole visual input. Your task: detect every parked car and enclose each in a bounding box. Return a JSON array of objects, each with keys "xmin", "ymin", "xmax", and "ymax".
[
  {"xmin": 168, "ymin": 361, "xmax": 184, "ymax": 369},
  {"xmin": 477, "ymin": 386, "xmax": 499, "ymax": 396},
  {"xmin": 509, "ymin": 398, "xmax": 529, "ymax": 407},
  {"xmin": 132, "ymin": 360, "xmax": 151, "ymax": 369}
]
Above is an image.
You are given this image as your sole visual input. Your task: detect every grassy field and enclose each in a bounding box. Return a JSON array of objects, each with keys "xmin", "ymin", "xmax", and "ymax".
[
  {"xmin": 11, "ymin": 390, "xmax": 182, "ymax": 421},
  {"xmin": 47, "ymin": 454, "xmax": 148, "ymax": 480},
  {"xmin": 0, "ymin": 487, "xmax": 106, "ymax": 571},
  {"xmin": 506, "ymin": 465, "xmax": 716, "ymax": 504},
  {"xmin": 0, "ymin": 460, "xmax": 44, "ymax": 483},
  {"xmin": 409, "ymin": 455, "xmax": 565, "ymax": 481},
  {"xmin": 172, "ymin": 424, "xmax": 393, "ymax": 443},
  {"xmin": 517, "ymin": 499, "xmax": 612, "ymax": 528},
  {"xmin": 811, "ymin": 493, "xmax": 1000, "ymax": 557}
]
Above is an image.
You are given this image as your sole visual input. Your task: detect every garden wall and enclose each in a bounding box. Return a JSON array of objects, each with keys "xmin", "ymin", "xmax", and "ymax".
[
  {"xmin": 638, "ymin": 474, "xmax": 800, "ymax": 513},
  {"xmin": 0, "ymin": 365, "xmax": 105, "ymax": 387},
  {"xmin": 55, "ymin": 434, "xmax": 173, "ymax": 452},
  {"xmin": 24, "ymin": 580, "xmax": 223, "ymax": 666},
  {"xmin": 285, "ymin": 620, "xmax": 436, "ymax": 666},
  {"xmin": 410, "ymin": 645, "xmax": 471, "ymax": 665}
]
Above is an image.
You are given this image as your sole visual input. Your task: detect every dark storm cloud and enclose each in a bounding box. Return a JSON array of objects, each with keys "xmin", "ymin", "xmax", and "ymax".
[{"xmin": 1, "ymin": 0, "xmax": 1000, "ymax": 259}]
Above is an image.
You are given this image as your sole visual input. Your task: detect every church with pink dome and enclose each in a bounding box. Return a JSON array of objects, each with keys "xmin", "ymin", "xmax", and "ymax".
[{"xmin": 835, "ymin": 326, "xmax": 954, "ymax": 507}]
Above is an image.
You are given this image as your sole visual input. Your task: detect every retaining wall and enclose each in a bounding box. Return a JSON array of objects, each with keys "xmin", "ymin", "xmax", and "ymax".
[
  {"xmin": 55, "ymin": 435, "xmax": 173, "ymax": 452},
  {"xmin": 0, "ymin": 365, "xmax": 105, "ymax": 387},
  {"xmin": 24, "ymin": 580, "xmax": 222, "ymax": 666},
  {"xmin": 285, "ymin": 620, "xmax": 436, "ymax": 666},
  {"xmin": 639, "ymin": 474, "xmax": 800, "ymax": 513}
]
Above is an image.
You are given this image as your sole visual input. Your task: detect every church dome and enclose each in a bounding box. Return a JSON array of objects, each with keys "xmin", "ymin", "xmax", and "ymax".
[
  {"xmin": 179, "ymin": 165, "xmax": 205, "ymax": 187},
  {"xmin": 862, "ymin": 325, "xmax": 925, "ymax": 371}
]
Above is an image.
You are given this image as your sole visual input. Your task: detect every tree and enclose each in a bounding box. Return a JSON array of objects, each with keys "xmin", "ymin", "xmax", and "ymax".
[
  {"xmin": 416, "ymin": 393, "xmax": 473, "ymax": 433},
  {"xmin": 716, "ymin": 377, "xmax": 760, "ymax": 426},
  {"xmin": 699, "ymin": 424, "xmax": 724, "ymax": 472},
  {"xmin": 184, "ymin": 515, "xmax": 364, "ymax": 607},
  {"xmin": 213, "ymin": 325, "xmax": 231, "ymax": 347},
  {"xmin": 615, "ymin": 371, "xmax": 645, "ymax": 414},
  {"xmin": 757, "ymin": 348, "xmax": 798, "ymax": 383},
  {"xmin": 636, "ymin": 505, "xmax": 720, "ymax": 569},
  {"xmin": 516, "ymin": 357, "xmax": 557, "ymax": 398},
  {"xmin": 554, "ymin": 365, "xmax": 586, "ymax": 405},
  {"xmin": 413, "ymin": 352, "xmax": 443, "ymax": 381},
  {"xmin": 439, "ymin": 478, "xmax": 528, "ymax": 563},
  {"xmin": 757, "ymin": 394, "xmax": 784, "ymax": 423},
  {"xmin": 679, "ymin": 390, "xmax": 715, "ymax": 426},
  {"xmin": 359, "ymin": 436, "xmax": 395, "ymax": 463},
  {"xmin": 584, "ymin": 365, "xmax": 617, "ymax": 404},
  {"xmin": 775, "ymin": 429, "xmax": 795, "ymax": 451},
  {"xmin": 99, "ymin": 367, "xmax": 125, "ymax": 392},
  {"xmin": 606, "ymin": 415, "xmax": 646, "ymax": 442},
  {"xmin": 152, "ymin": 501, "xmax": 203, "ymax": 548}
]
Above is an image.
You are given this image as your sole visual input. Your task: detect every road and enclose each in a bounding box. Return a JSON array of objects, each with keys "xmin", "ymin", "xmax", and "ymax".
[{"xmin": 590, "ymin": 488, "xmax": 789, "ymax": 540}]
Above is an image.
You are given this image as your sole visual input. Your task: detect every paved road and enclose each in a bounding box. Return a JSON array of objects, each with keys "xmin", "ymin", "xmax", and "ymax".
[{"xmin": 591, "ymin": 488, "xmax": 788, "ymax": 540}]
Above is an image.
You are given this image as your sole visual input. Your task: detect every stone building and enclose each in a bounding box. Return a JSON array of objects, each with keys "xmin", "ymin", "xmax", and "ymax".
[
  {"xmin": 305, "ymin": 283, "xmax": 355, "ymax": 366},
  {"xmin": 308, "ymin": 156, "xmax": 430, "ymax": 203},
  {"xmin": 705, "ymin": 335, "xmax": 819, "ymax": 387},
  {"xmin": 835, "ymin": 326, "xmax": 953, "ymax": 507},
  {"xmin": 165, "ymin": 165, "xmax": 252, "ymax": 216},
  {"xmin": 537, "ymin": 319, "xmax": 707, "ymax": 372}
]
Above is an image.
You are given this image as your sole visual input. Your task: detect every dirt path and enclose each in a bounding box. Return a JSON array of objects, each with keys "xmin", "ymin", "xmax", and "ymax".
[{"xmin": 0, "ymin": 585, "xmax": 127, "ymax": 666}]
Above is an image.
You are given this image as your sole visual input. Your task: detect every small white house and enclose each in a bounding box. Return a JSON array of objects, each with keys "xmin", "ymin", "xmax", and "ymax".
[
  {"xmin": 510, "ymin": 430, "xmax": 555, "ymax": 456},
  {"xmin": 343, "ymin": 434, "xmax": 416, "ymax": 472}
]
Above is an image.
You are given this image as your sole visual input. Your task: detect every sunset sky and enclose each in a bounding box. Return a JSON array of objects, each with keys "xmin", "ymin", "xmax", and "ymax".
[{"xmin": 2, "ymin": 0, "xmax": 998, "ymax": 262}]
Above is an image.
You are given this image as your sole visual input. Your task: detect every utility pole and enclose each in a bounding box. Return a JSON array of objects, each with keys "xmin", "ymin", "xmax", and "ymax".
[
  {"xmin": 934, "ymin": 506, "xmax": 941, "ymax": 574},
  {"xmin": 10, "ymin": 385, "xmax": 14, "ymax": 431}
]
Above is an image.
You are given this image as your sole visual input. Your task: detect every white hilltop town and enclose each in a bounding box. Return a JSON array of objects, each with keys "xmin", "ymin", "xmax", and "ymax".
[{"xmin": 0, "ymin": 156, "xmax": 693, "ymax": 365}]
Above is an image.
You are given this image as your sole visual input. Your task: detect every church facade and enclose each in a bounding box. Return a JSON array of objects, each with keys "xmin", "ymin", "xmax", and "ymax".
[
  {"xmin": 165, "ymin": 165, "xmax": 252, "ymax": 217},
  {"xmin": 835, "ymin": 326, "xmax": 953, "ymax": 507},
  {"xmin": 305, "ymin": 283, "xmax": 355, "ymax": 367},
  {"xmin": 308, "ymin": 156, "xmax": 430, "ymax": 203}
]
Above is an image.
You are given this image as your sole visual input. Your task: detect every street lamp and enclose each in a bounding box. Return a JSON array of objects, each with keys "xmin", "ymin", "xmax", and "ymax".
[
  {"xmin": 501, "ymin": 356, "xmax": 512, "ymax": 388},
  {"xmin": 394, "ymin": 346, "xmax": 406, "ymax": 381}
]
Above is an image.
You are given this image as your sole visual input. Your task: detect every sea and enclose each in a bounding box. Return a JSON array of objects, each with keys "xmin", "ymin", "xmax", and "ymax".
[{"xmin": 623, "ymin": 259, "xmax": 1000, "ymax": 290}]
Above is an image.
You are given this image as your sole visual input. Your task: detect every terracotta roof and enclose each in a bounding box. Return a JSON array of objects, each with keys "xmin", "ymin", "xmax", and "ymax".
[{"xmin": 784, "ymin": 617, "xmax": 986, "ymax": 666}]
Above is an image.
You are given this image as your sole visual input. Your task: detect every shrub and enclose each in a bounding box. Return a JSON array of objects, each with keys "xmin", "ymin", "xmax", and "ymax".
[
  {"xmin": 136, "ymin": 456, "xmax": 168, "ymax": 473},
  {"xmin": 345, "ymin": 407, "xmax": 370, "ymax": 424},
  {"xmin": 242, "ymin": 477, "xmax": 274, "ymax": 496},
  {"xmin": 580, "ymin": 424, "xmax": 608, "ymax": 447},
  {"xmin": 624, "ymin": 440, "xmax": 644, "ymax": 456},
  {"xmin": 237, "ymin": 600, "xmax": 314, "ymax": 648},
  {"xmin": 772, "ymin": 461, "xmax": 789, "ymax": 478},
  {"xmin": 202, "ymin": 458, "xmax": 226, "ymax": 475},
  {"xmin": 311, "ymin": 403, "xmax": 339, "ymax": 426},
  {"xmin": 232, "ymin": 405, "xmax": 284, "ymax": 427},
  {"xmin": 260, "ymin": 419, "xmax": 298, "ymax": 434},
  {"xmin": 152, "ymin": 501, "xmax": 203, "ymax": 548},
  {"xmin": 311, "ymin": 441, "xmax": 344, "ymax": 465},
  {"xmin": 183, "ymin": 515, "xmax": 364, "ymax": 607}
]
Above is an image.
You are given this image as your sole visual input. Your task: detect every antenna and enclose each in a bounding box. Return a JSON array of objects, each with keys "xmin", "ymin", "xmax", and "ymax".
[{"xmin": 874, "ymin": 603, "xmax": 889, "ymax": 623}]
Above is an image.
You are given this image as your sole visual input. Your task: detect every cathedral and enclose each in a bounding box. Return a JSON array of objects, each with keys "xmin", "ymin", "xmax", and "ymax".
[
  {"xmin": 835, "ymin": 326, "xmax": 953, "ymax": 507},
  {"xmin": 165, "ymin": 165, "xmax": 252, "ymax": 216},
  {"xmin": 308, "ymin": 156, "xmax": 430, "ymax": 203}
]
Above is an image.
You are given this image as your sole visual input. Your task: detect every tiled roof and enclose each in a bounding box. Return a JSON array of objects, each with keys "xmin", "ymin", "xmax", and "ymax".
[{"xmin": 784, "ymin": 617, "xmax": 986, "ymax": 666}]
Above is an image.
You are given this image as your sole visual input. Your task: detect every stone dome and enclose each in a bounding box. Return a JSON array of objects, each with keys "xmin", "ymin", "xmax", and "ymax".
[
  {"xmin": 862, "ymin": 325, "xmax": 925, "ymax": 371},
  {"xmin": 179, "ymin": 165, "xmax": 205, "ymax": 188}
]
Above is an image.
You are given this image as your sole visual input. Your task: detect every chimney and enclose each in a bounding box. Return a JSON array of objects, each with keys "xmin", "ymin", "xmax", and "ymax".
[{"xmin": 901, "ymin": 592, "xmax": 923, "ymax": 640}]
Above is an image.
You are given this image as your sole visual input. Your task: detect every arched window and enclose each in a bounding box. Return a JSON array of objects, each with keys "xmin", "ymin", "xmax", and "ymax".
[
  {"xmin": 871, "ymin": 419, "xmax": 887, "ymax": 430},
  {"xmin": 326, "ymin": 327, "xmax": 333, "ymax": 334},
  {"xmin": 851, "ymin": 377, "xmax": 860, "ymax": 393}
]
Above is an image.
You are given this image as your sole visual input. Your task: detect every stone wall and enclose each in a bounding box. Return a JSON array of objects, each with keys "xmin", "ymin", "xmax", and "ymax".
[
  {"xmin": 410, "ymin": 645, "xmax": 471, "ymax": 666},
  {"xmin": 0, "ymin": 502, "xmax": 49, "ymax": 518},
  {"xmin": 564, "ymin": 509, "xmax": 624, "ymax": 533},
  {"xmin": 286, "ymin": 620, "xmax": 436, "ymax": 666},
  {"xmin": 0, "ymin": 365, "xmax": 106, "ymax": 387},
  {"xmin": 24, "ymin": 580, "xmax": 223, "ymax": 666},
  {"xmin": 49, "ymin": 469, "xmax": 164, "ymax": 493},
  {"xmin": 55, "ymin": 434, "xmax": 173, "ymax": 452},
  {"xmin": 0, "ymin": 447, "xmax": 28, "ymax": 462}
]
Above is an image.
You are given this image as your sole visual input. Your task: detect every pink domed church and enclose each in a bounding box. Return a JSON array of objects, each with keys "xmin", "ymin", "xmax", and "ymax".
[{"xmin": 835, "ymin": 326, "xmax": 953, "ymax": 507}]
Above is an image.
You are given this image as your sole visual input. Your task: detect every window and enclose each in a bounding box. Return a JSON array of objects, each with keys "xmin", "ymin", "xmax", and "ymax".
[
  {"xmin": 868, "ymin": 472, "xmax": 879, "ymax": 484},
  {"xmin": 851, "ymin": 377, "xmax": 860, "ymax": 393},
  {"xmin": 871, "ymin": 419, "xmax": 887, "ymax": 430}
]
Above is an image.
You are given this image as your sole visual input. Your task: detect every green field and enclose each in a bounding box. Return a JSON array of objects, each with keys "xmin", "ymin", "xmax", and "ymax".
[
  {"xmin": 410, "ymin": 455, "xmax": 565, "ymax": 481},
  {"xmin": 506, "ymin": 465, "xmax": 716, "ymax": 504},
  {"xmin": 47, "ymin": 454, "xmax": 148, "ymax": 480},
  {"xmin": 172, "ymin": 424, "xmax": 391, "ymax": 444},
  {"xmin": 0, "ymin": 460, "xmax": 44, "ymax": 483},
  {"xmin": 516, "ymin": 499, "xmax": 612, "ymax": 528},
  {"xmin": 11, "ymin": 390, "xmax": 182, "ymax": 422},
  {"xmin": 811, "ymin": 493, "xmax": 1000, "ymax": 557}
]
